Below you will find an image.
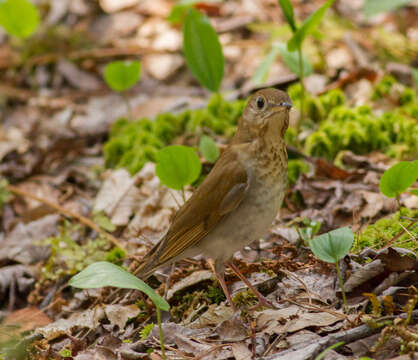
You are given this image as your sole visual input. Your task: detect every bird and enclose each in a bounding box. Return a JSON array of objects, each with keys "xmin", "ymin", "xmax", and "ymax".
[{"xmin": 137, "ymin": 88, "xmax": 292, "ymax": 310}]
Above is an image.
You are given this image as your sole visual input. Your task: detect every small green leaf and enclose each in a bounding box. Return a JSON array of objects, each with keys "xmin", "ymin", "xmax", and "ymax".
[
  {"xmin": 363, "ymin": 0, "xmax": 413, "ymax": 17},
  {"xmin": 278, "ymin": 0, "xmax": 297, "ymax": 32},
  {"xmin": 183, "ymin": 8, "xmax": 224, "ymax": 92},
  {"xmin": 156, "ymin": 145, "xmax": 202, "ymax": 190},
  {"xmin": 252, "ymin": 46, "xmax": 281, "ymax": 85},
  {"xmin": 287, "ymin": 0, "xmax": 335, "ymax": 52},
  {"xmin": 0, "ymin": 0, "xmax": 40, "ymax": 38},
  {"xmin": 69, "ymin": 261, "xmax": 170, "ymax": 311},
  {"xmin": 277, "ymin": 44, "xmax": 313, "ymax": 76},
  {"xmin": 410, "ymin": 189, "xmax": 418, "ymax": 196},
  {"xmin": 199, "ymin": 135, "xmax": 219, "ymax": 163},
  {"xmin": 310, "ymin": 227, "xmax": 354, "ymax": 263},
  {"xmin": 379, "ymin": 160, "xmax": 418, "ymax": 198},
  {"xmin": 104, "ymin": 60, "xmax": 141, "ymax": 92},
  {"xmin": 93, "ymin": 212, "xmax": 116, "ymax": 232}
]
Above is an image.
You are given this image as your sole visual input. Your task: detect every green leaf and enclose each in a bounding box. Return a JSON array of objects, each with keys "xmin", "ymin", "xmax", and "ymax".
[
  {"xmin": 252, "ymin": 46, "xmax": 281, "ymax": 85},
  {"xmin": 287, "ymin": 0, "xmax": 335, "ymax": 51},
  {"xmin": 199, "ymin": 135, "xmax": 219, "ymax": 163},
  {"xmin": 156, "ymin": 145, "xmax": 202, "ymax": 190},
  {"xmin": 379, "ymin": 160, "xmax": 418, "ymax": 198},
  {"xmin": 104, "ymin": 60, "xmax": 141, "ymax": 92},
  {"xmin": 277, "ymin": 44, "xmax": 313, "ymax": 76},
  {"xmin": 0, "ymin": 0, "xmax": 40, "ymax": 38},
  {"xmin": 363, "ymin": 0, "xmax": 413, "ymax": 17},
  {"xmin": 410, "ymin": 189, "xmax": 418, "ymax": 196},
  {"xmin": 93, "ymin": 212, "xmax": 116, "ymax": 232},
  {"xmin": 69, "ymin": 261, "xmax": 170, "ymax": 311},
  {"xmin": 412, "ymin": 68, "xmax": 418, "ymax": 86},
  {"xmin": 278, "ymin": 0, "xmax": 297, "ymax": 32},
  {"xmin": 310, "ymin": 227, "xmax": 354, "ymax": 263},
  {"xmin": 183, "ymin": 8, "xmax": 224, "ymax": 92}
]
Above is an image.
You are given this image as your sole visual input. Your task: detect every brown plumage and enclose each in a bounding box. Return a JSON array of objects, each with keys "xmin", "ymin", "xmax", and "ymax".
[{"xmin": 137, "ymin": 88, "xmax": 292, "ymax": 309}]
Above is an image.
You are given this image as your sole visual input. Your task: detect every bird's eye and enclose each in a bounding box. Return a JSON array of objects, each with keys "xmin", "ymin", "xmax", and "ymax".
[{"xmin": 256, "ymin": 96, "xmax": 265, "ymax": 109}]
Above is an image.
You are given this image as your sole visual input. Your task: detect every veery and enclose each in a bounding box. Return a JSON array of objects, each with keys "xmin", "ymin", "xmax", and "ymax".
[{"xmin": 138, "ymin": 88, "xmax": 292, "ymax": 310}]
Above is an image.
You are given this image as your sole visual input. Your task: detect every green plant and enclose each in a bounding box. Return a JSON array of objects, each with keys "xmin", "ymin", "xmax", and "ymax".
[
  {"xmin": 363, "ymin": 0, "xmax": 414, "ymax": 18},
  {"xmin": 379, "ymin": 161, "xmax": 418, "ymax": 210},
  {"xmin": 103, "ymin": 94, "xmax": 245, "ymax": 175},
  {"xmin": 296, "ymin": 218, "xmax": 321, "ymax": 244},
  {"xmin": 103, "ymin": 60, "xmax": 141, "ymax": 118},
  {"xmin": 183, "ymin": 8, "xmax": 224, "ymax": 92},
  {"xmin": 315, "ymin": 341, "xmax": 344, "ymax": 360},
  {"xmin": 287, "ymin": 159, "xmax": 310, "ymax": 186},
  {"xmin": 199, "ymin": 135, "xmax": 219, "ymax": 163},
  {"xmin": 310, "ymin": 227, "xmax": 354, "ymax": 313},
  {"xmin": 69, "ymin": 261, "xmax": 169, "ymax": 359},
  {"xmin": 0, "ymin": 0, "xmax": 39, "ymax": 38},
  {"xmin": 155, "ymin": 145, "xmax": 202, "ymax": 200},
  {"xmin": 0, "ymin": 178, "xmax": 11, "ymax": 215},
  {"xmin": 277, "ymin": 0, "xmax": 335, "ymax": 133}
]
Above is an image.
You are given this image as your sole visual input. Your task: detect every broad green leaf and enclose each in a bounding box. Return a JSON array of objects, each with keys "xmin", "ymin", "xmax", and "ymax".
[
  {"xmin": 310, "ymin": 227, "xmax": 354, "ymax": 263},
  {"xmin": 156, "ymin": 145, "xmax": 202, "ymax": 190},
  {"xmin": 104, "ymin": 60, "xmax": 141, "ymax": 92},
  {"xmin": 0, "ymin": 0, "xmax": 40, "ymax": 38},
  {"xmin": 278, "ymin": 0, "xmax": 297, "ymax": 32},
  {"xmin": 277, "ymin": 44, "xmax": 313, "ymax": 76},
  {"xmin": 363, "ymin": 0, "xmax": 413, "ymax": 17},
  {"xmin": 183, "ymin": 8, "xmax": 224, "ymax": 92},
  {"xmin": 287, "ymin": 0, "xmax": 335, "ymax": 51},
  {"xmin": 168, "ymin": 0, "xmax": 221, "ymax": 24},
  {"xmin": 252, "ymin": 46, "xmax": 281, "ymax": 85},
  {"xmin": 199, "ymin": 135, "xmax": 219, "ymax": 163},
  {"xmin": 379, "ymin": 160, "xmax": 418, "ymax": 198},
  {"xmin": 69, "ymin": 261, "xmax": 170, "ymax": 311}
]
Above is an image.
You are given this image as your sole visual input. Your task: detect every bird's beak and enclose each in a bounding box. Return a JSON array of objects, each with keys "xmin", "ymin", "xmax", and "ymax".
[{"xmin": 270, "ymin": 101, "xmax": 292, "ymax": 112}]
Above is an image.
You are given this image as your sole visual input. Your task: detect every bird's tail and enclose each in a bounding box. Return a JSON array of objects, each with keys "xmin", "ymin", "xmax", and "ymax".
[{"xmin": 135, "ymin": 237, "xmax": 168, "ymax": 279}]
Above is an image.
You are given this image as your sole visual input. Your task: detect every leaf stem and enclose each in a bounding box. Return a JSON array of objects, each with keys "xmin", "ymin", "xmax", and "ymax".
[
  {"xmin": 156, "ymin": 307, "xmax": 166, "ymax": 360},
  {"xmin": 181, "ymin": 187, "xmax": 186, "ymax": 204},
  {"xmin": 335, "ymin": 260, "xmax": 348, "ymax": 314},
  {"xmin": 122, "ymin": 92, "xmax": 133, "ymax": 120},
  {"xmin": 297, "ymin": 45, "xmax": 305, "ymax": 146}
]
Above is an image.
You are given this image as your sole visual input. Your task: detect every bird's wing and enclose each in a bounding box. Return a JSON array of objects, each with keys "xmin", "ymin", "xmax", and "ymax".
[{"xmin": 146, "ymin": 147, "xmax": 249, "ymax": 269}]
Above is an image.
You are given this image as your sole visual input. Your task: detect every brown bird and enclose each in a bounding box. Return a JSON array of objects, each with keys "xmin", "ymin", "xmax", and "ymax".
[{"xmin": 138, "ymin": 88, "xmax": 292, "ymax": 310}]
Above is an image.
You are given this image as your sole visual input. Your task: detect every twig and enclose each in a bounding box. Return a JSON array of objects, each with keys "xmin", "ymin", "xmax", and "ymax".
[{"xmin": 6, "ymin": 184, "xmax": 127, "ymax": 252}]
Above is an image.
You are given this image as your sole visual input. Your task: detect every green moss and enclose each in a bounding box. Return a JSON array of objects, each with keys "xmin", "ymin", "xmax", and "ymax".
[
  {"xmin": 0, "ymin": 178, "xmax": 10, "ymax": 215},
  {"xmin": 232, "ymin": 290, "xmax": 258, "ymax": 309},
  {"xmin": 169, "ymin": 280, "xmax": 226, "ymax": 322},
  {"xmin": 104, "ymin": 94, "xmax": 245, "ymax": 175},
  {"xmin": 288, "ymin": 159, "xmax": 310, "ymax": 186},
  {"xmin": 353, "ymin": 209, "xmax": 418, "ymax": 254},
  {"xmin": 40, "ymin": 221, "xmax": 111, "ymax": 281}
]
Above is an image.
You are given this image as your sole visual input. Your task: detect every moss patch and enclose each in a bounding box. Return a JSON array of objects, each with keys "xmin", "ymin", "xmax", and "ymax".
[{"xmin": 353, "ymin": 209, "xmax": 418, "ymax": 254}]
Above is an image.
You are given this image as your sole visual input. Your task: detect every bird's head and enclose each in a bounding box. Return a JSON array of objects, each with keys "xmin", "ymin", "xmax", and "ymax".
[{"xmin": 237, "ymin": 88, "xmax": 292, "ymax": 142}]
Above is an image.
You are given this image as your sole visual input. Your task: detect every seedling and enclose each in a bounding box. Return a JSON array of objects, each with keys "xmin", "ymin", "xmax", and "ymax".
[
  {"xmin": 199, "ymin": 135, "xmax": 219, "ymax": 163},
  {"xmin": 155, "ymin": 145, "xmax": 202, "ymax": 201},
  {"xmin": 69, "ymin": 261, "xmax": 169, "ymax": 359},
  {"xmin": 379, "ymin": 160, "xmax": 418, "ymax": 211},
  {"xmin": 103, "ymin": 60, "xmax": 141, "ymax": 119},
  {"xmin": 310, "ymin": 227, "xmax": 354, "ymax": 313},
  {"xmin": 277, "ymin": 0, "xmax": 335, "ymax": 134},
  {"xmin": 0, "ymin": 0, "xmax": 39, "ymax": 39},
  {"xmin": 183, "ymin": 8, "xmax": 224, "ymax": 92},
  {"xmin": 296, "ymin": 218, "xmax": 321, "ymax": 245}
]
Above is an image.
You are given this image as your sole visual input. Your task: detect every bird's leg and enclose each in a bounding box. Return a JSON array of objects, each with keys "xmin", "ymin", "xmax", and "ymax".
[
  {"xmin": 226, "ymin": 260, "xmax": 276, "ymax": 309},
  {"xmin": 207, "ymin": 259, "xmax": 236, "ymax": 312}
]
